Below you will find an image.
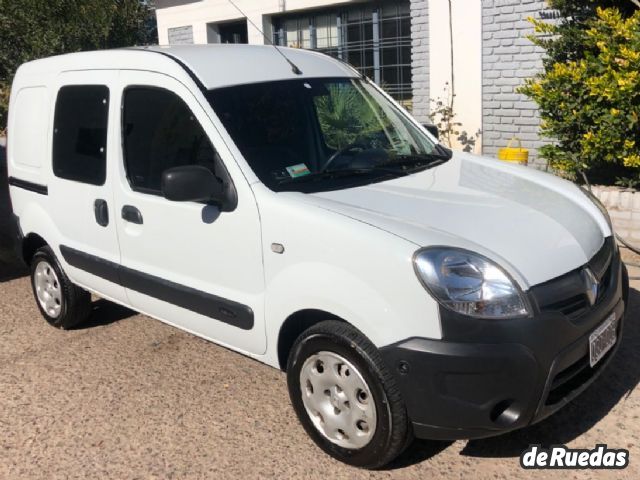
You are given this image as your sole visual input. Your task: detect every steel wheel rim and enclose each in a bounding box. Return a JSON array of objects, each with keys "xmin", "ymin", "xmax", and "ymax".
[
  {"xmin": 299, "ymin": 351, "xmax": 377, "ymax": 449},
  {"xmin": 34, "ymin": 260, "xmax": 63, "ymax": 319}
]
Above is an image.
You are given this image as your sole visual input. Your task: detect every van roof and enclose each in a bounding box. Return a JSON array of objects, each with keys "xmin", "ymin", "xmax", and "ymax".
[{"xmin": 16, "ymin": 44, "xmax": 359, "ymax": 91}]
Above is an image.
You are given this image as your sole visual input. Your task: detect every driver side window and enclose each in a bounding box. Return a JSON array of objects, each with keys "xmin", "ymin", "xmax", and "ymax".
[{"xmin": 122, "ymin": 87, "xmax": 219, "ymax": 194}]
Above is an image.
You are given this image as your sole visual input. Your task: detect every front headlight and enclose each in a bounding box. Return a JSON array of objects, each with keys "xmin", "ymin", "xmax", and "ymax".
[
  {"xmin": 580, "ymin": 187, "xmax": 613, "ymax": 233},
  {"xmin": 413, "ymin": 247, "xmax": 531, "ymax": 319}
]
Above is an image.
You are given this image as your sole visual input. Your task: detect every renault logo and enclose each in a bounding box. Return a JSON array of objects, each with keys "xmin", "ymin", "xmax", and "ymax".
[{"xmin": 582, "ymin": 268, "xmax": 599, "ymax": 306}]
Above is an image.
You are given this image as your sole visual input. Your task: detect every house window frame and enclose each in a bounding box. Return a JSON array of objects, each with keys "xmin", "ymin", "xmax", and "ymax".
[{"xmin": 272, "ymin": 1, "xmax": 412, "ymax": 105}]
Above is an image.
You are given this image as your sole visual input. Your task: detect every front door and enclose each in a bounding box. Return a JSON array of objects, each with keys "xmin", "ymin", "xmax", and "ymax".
[
  {"xmin": 49, "ymin": 71, "xmax": 126, "ymax": 304},
  {"xmin": 113, "ymin": 71, "xmax": 266, "ymax": 355}
]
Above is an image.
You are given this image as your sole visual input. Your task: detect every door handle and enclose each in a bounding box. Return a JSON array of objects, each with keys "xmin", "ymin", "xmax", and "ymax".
[
  {"xmin": 94, "ymin": 199, "xmax": 109, "ymax": 227},
  {"xmin": 122, "ymin": 205, "xmax": 143, "ymax": 225}
]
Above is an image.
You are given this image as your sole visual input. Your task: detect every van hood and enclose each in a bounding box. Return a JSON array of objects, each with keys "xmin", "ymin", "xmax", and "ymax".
[{"xmin": 304, "ymin": 154, "xmax": 608, "ymax": 289}]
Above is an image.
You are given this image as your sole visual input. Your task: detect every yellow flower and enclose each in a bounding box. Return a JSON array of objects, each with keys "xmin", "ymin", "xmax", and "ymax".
[{"xmin": 623, "ymin": 154, "xmax": 640, "ymax": 168}]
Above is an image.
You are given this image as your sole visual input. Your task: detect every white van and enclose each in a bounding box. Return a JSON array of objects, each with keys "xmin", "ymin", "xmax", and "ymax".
[{"xmin": 7, "ymin": 45, "xmax": 629, "ymax": 468}]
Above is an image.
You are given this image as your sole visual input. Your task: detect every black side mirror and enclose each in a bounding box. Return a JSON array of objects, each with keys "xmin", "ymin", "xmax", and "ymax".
[
  {"xmin": 161, "ymin": 165, "xmax": 227, "ymax": 206},
  {"xmin": 423, "ymin": 123, "xmax": 439, "ymax": 140}
]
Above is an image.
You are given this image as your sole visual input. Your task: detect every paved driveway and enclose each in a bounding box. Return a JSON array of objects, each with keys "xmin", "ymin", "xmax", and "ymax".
[{"xmin": 1, "ymin": 143, "xmax": 639, "ymax": 478}]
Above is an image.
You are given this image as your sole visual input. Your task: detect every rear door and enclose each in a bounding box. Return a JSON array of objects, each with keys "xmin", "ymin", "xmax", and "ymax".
[
  {"xmin": 48, "ymin": 71, "xmax": 126, "ymax": 303},
  {"xmin": 113, "ymin": 70, "xmax": 266, "ymax": 355}
]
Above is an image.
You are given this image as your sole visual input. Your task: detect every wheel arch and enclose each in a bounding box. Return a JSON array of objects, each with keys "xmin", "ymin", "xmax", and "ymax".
[
  {"xmin": 22, "ymin": 232, "xmax": 48, "ymax": 266},
  {"xmin": 14, "ymin": 200, "xmax": 61, "ymax": 266},
  {"xmin": 277, "ymin": 309, "xmax": 345, "ymax": 371}
]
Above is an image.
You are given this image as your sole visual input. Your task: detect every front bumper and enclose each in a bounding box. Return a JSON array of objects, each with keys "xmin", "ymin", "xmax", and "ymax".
[{"xmin": 381, "ymin": 247, "xmax": 629, "ymax": 440}]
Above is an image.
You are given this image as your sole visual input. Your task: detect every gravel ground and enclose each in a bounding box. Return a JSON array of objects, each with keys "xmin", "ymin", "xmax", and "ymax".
[{"xmin": 1, "ymin": 143, "xmax": 640, "ymax": 479}]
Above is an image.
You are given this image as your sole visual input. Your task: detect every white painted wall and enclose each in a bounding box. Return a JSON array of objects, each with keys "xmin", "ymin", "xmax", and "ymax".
[
  {"xmin": 428, "ymin": 0, "xmax": 482, "ymax": 152},
  {"xmin": 157, "ymin": 0, "xmax": 366, "ymax": 45}
]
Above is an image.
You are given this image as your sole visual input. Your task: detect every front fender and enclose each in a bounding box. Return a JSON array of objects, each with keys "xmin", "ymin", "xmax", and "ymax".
[
  {"xmin": 263, "ymin": 257, "xmax": 441, "ymax": 368},
  {"xmin": 255, "ymin": 185, "xmax": 443, "ymax": 368}
]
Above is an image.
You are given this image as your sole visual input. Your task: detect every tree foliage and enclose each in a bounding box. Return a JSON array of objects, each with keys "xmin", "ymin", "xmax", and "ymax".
[
  {"xmin": 314, "ymin": 83, "xmax": 381, "ymax": 150},
  {"xmin": 0, "ymin": 0, "xmax": 156, "ymax": 131},
  {"xmin": 534, "ymin": 0, "xmax": 636, "ymax": 68},
  {"xmin": 520, "ymin": 2, "xmax": 640, "ymax": 183}
]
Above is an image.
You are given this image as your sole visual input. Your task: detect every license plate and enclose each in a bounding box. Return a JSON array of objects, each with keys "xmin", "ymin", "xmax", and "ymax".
[{"xmin": 589, "ymin": 313, "xmax": 617, "ymax": 367}]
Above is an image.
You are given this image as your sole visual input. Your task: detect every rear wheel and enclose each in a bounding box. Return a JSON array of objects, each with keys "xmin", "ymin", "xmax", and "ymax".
[
  {"xmin": 287, "ymin": 320, "xmax": 412, "ymax": 468},
  {"xmin": 30, "ymin": 246, "xmax": 91, "ymax": 329}
]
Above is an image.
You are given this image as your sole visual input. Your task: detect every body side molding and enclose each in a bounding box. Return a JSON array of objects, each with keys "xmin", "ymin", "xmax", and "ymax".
[
  {"xmin": 59, "ymin": 245, "xmax": 254, "ymax": 330},
  {"xmin": 8, "ymin": 177, "xmax": 49, "ymax": 195}
]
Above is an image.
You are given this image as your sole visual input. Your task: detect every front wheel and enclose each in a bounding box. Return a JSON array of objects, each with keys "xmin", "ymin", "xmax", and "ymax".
[{"xmin": 287, "ymin": 320, "xmax": 412, "ymax": 468}]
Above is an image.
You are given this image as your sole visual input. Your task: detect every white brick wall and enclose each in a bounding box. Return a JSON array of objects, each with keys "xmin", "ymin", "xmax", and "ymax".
[
  {"xmin": 482, "ymin": 0, "xmax": 548, "ymax": 166},
  {"xmin": 168, "ymin": 25, "xmax": 194, "ymax": 45},
  {"xmin": 410, "ymin": 0, "xmax": 429, "ymax": 123},
  {"xmin": 592, "ymin": 186, "xmax": 640, "ymax": 243}
]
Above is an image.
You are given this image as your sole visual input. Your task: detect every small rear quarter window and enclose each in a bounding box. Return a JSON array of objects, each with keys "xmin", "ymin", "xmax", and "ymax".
[
  {"xmin": 11, "ymin": 86, "xmax": 49, "ymax": 169},
  {"xmin": 52, "ymin": 85, "xmax": 109, "ymax": 185}
]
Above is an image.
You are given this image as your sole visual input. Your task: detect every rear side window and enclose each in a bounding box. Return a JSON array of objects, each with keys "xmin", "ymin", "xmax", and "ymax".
[
  {"xmin": 52, "ymin": 85, "xmax": 109, "ymax": 185},
  {"xmin": 11, "ymin": 86, "xmax": 49, "ymax": 169},
  {"xmin": 122, "ymin": 87, "xmax": 218, "ymax": 194}
]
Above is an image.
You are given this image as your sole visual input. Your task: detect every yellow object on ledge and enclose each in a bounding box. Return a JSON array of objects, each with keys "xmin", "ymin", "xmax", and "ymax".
[{"xmin": 497, "ymin": 138, "xmax": 529, "ymax": 165}]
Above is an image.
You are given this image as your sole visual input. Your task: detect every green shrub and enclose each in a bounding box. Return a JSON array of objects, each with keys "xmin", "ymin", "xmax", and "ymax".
[
  {"xmin": 314, "ymin": 83, "xmax": 380, "ymax": 150},
  {"xmin": 520, "ymin": 6, "xmax": 640, "ymax": 183}
]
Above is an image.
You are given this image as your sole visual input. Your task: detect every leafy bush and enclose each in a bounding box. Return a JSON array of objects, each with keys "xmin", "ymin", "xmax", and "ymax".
[
  {"xmin": 615, "ymin": 175, "xmax": 640, "ymax": 191},
  {"xmin": 520, "ymin": 6, "xmax": 640, "ymax": 183},
  {"xmin": 0, "ymin": 0, "xmax": 156, "ymax": 133},
  {"xmin": 314, "ymin": 83, "xmax": 379, "ymax": 150},
  {"xmin": 429, "ymin": 85, "xmax": 481, "ymax": 153}
]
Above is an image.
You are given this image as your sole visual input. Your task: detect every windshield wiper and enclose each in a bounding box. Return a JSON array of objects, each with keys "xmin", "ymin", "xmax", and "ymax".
[
  {"xmin": 277, "ymin": 149, "xmax": 452, "ymax": 186},
  {"xmin": 379, "ymin": 151, "xmax": 451, "ymax": 171},
  {"xmin": 435, "ymin": 143, "xmax": 453, "ymax": 159},
  {"xmin": 277, "ymin": 167, "xmax": 400, "ymax": 185},
  {"xmin": 394, "ymin": 148, "xmax": 452, "ymax": 163}
]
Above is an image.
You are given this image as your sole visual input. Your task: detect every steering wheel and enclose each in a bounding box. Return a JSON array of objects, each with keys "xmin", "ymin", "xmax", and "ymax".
[{"xmin": 320, "ymin": 141, "xmax": 368, "ymax": 172}]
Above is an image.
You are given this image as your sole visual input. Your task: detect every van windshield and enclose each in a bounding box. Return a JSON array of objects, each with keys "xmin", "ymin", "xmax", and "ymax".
[{"xmin": 206, "ymin": 77, "xmax": 447, "ymax": 193}]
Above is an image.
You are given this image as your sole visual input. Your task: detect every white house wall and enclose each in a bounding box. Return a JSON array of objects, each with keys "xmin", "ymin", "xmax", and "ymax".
[
  {"xmin": 157, "ymin": 0, "xmax": 373, "ymax": 45},
  {"xmin": 428, "ymin": 0, "xmax": 482, "ymax": 152}
]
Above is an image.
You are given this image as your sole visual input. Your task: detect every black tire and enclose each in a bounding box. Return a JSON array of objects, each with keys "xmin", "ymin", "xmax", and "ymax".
[
  {"xmin": 287, "ymin": 320, "xmax": 412, "ymax": 468},
  {"xmin": 30, "ymin": 246, "xmax": 91, "ymax": 329}
]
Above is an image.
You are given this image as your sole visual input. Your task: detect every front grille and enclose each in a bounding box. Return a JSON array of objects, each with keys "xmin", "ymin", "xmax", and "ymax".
[
  {"xmin": 545, "ymin": 354, "xmax": 591, "ymax": 405},
  {"xmin": 545, "ymin": 341, "xmax": 616, "ymax": 406},
  {"xmin": 531, "ymin": 237, "xmax": 615, "ymax": 319},
  {"xmin": 596, "ymin": 259, "xmax": 613, "ymax": 303},
  {"xmin": 544, "ymin": 294, "xmax": 589, "ymax": 319},
  {"xmin": 588, "ymin": 236, "xmax": 614, "ymax": 278}
]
